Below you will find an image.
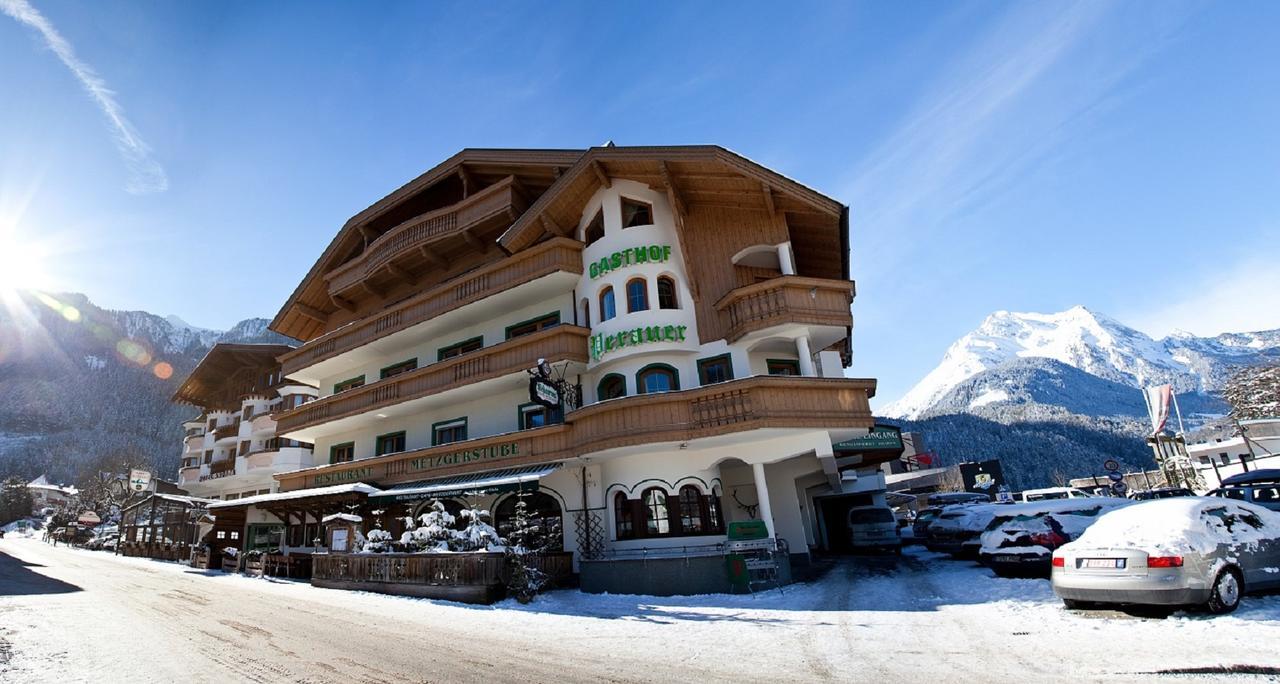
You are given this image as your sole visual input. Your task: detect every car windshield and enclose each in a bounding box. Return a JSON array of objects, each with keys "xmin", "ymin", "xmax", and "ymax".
[
  {"xmin": 849, "ymin": 508, "xmax": 894, "ymax": 524},
  {"xmin": 917, "ymin": 510, "xmax": 940, "ymax": 522},
  {"xmin": 1026, "ymin": 492, "xmax": 1068, "ymax": 501}
]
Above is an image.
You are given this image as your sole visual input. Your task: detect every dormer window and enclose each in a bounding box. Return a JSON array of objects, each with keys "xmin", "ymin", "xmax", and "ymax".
[
  {"xmin": 621, "ymin": 198, "xmax": 653, "ymax": 228},
  {"xmin": 584, "ymin": 208, "xmax": 605, "ymax": 246}
]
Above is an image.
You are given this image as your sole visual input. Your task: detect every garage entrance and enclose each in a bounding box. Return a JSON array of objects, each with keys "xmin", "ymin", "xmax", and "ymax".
[{"xmin": 814, "ymin": 492, "xmax": 873, "ymax": 553}]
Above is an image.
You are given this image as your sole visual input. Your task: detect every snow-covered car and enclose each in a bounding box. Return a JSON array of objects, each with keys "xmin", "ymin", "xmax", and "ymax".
[
  {"xmin": 913, "ymin": 494, "xmax": 989, "ymax": 540},
  {"xmin": 1020, "ymin": 487, "xmax": 1093, "ymax": 503},
  {"xmin": 1208, "ymin": 469, "xmax": 1280, "ymax": 512},
  {"xmin": 925, "ymin": 503, "xmax": 1011, "ymax": 558},
  {"xmin": 978, "ymin": 498, "xmax": 1135, "ymax": 577},
  {"xmin": 847, "ymin": 505, "xmax": 902, "ymax": 554},
  {"xmin": 1052, "ymin": 497, "xmax": 1280, "ymax": 614},
  {"xmin": 1130, "ymin": 487, "xmax": 1195, "ymax": 501}
]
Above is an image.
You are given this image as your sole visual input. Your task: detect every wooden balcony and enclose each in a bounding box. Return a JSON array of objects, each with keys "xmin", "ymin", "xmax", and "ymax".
[
  {"xmin": 715, "ymin": 276, "xmax": 854, "ymax": 343},
  {"xmin": 202, "ymin": 458, "xmax": 237, "ymax": 481},
  {"xmin": 212, "ymin": 423, "xmax": 240, "ymax": 441},
  {"xmin": 275, "ymin": 325, "xmax": 591, "ymax": 435},
  {"xmin": 281, "ymin": 238, "xmax": 584, "ymax": 377},
  {"xmin": 275, "ymin": 375, "xmax": 876, "ymax": 492},
  {"xmin": 325, "ymin": 176, "xmax": 526, "ymax": 297}
]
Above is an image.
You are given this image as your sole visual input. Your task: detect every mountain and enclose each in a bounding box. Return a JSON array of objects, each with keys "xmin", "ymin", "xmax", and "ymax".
[
  {"xmin": 884, "ymin": 306, "xmax": 1280, "ymax": 420},
  {"xmin": 0, "ymin": 290, "xmax": 293, "ymax": 486},
  {"xmin": 882, "ymin": 306, "xmax": 1280, "ymax": 489}
]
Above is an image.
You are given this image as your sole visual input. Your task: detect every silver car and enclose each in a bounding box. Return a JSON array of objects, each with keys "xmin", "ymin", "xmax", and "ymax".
[
  {"xmin": 847, "ymin": 505, "xmax": 901, "ymax": 554},
  {"xmin": 1052, "ymin": 498, "xmax": 1280, "ymax": 614}
]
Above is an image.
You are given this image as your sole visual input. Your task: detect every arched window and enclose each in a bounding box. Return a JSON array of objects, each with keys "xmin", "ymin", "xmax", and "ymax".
[
  {"xmin": 642, "ymin": 488, "xmax": 670, "ymax": 535},
  {"xmin": 614, "ymin": 492, "xmax": 634, "ymax": 540},
  {"xmin": 599, "ymin": 286, "xmax": 616, "ymax": 322},
  {"xmin": 657, "ymin": 276, "xmax": 678, "ymax": 310},
  {"xmin": 584, "ymin": 209, "xmax": 605, "ymax": 246},
  {"xmin": 620, "ymin": 197, "xmax": 653, "ymax": 228},
  {"xmin": 597, "ymin": 374, "xmax": 626, "ymax": 401},
  {"xmin": 580, "ymin": 298, "xmax": 590, "ymax": 328},
  {"xmin": 626, "ymin": 277, "xmax": 648, "ymax": 313},
  {"xmin": 678, "ymin": 485, "xmax": 704, "ymax": 534},
  {"xmin": 637, "ymin": 364, "xmax": 679, "ymax": 394},
  {"xmin": 495, "ymin": 491, "xmax": 564, "ymax": 551}
]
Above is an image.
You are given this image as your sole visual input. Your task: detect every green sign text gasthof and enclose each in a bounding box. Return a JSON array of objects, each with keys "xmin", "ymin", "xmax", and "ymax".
[
  {"xmin": 833, "ymin": 425, "xmax": 904, "ymax": 453},
  {"xmin": 589, "ymin": 244, "xmax": 671, "ymax": 279},
  {"xmin": 590, "ymin": 324, "xmax": 687, "ymax": 361}
]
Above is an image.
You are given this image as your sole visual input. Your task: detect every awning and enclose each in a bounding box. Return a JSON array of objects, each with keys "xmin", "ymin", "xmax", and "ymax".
[
  {"xmin": 206, "ymin": 482, "xmax": 382, "ymax": 509},
  {"xmin": 369, "ymin": 463, "xmax": 562, "ymax": 505}
]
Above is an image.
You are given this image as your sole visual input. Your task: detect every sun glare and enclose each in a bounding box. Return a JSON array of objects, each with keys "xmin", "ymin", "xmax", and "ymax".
[{"xmin": 0, "ymin": 229, "xmax": 49, "ymax": 293}]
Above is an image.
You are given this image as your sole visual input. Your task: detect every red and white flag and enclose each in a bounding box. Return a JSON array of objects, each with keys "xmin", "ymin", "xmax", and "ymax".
[{"xmin": 1144, "ymin": 384, "xmax": 1172, "ymax": 435}]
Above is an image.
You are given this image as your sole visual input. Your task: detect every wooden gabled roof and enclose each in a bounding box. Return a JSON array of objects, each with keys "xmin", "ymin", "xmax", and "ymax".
[
  {"xmin": 172, "ymin": 343, "xmax": 296, "ymax": 410},
  {"xmin": 270, "ymin": 148, "xmax": 585, "ymax": 341}
]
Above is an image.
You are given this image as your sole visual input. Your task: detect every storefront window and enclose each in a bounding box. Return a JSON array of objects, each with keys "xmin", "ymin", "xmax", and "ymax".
[
  {"xmin": 643, "ymin": 488, "xmax": 670, "ymax": 535},
  {"xmin": 614, "ymin": 492, "xmax": 634, "ymax": 540}
]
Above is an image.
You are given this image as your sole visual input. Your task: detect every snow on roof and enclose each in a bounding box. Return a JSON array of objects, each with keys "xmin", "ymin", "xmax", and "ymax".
[
  {"xmin": 123, "ymin": 492, "xmax": 216, "ymax": 511},
  {"xmin": 206, "ymin": 483, "xmax": 382, "ymax": 509},
  {"xmin": 322, "ymin": 513, "xmax": 363, "ymax": 524}
]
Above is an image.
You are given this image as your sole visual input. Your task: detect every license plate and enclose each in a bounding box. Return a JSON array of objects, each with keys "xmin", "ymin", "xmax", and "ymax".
[
  {"xmin": 995, "ymin": 555, "xmax": 1021, "ymax": 563},
  {"xmin": 1079, "ymin": 558, "xmax": 1125, "ymax": 569}
]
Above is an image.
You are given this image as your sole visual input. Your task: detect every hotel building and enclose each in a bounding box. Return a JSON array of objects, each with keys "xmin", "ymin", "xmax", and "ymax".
[{"xmin": 210, "ymin": 146, "xmax": 887, "ymax": 593}]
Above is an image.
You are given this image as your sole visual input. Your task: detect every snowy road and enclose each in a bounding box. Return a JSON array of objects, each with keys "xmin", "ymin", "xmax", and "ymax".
[{"xmin": 2, "ymin": 537, "xmax": 1279, "ymax": 683}]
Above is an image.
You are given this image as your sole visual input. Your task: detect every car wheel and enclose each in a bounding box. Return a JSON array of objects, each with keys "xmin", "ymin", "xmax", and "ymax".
[
  {"xmin": 1204, "ymin": 568, "xmax": 1243, "ymax": 615},
  {"xmin": 1062, "ymin": 599, "xmax": 1085, "ymax": 610}
]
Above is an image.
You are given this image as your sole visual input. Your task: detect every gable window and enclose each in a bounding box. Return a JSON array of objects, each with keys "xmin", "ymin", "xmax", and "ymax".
[
  {"xmin": 678, "ymin": 485, "xmax": 705, "ymax": 534},
  {"xmin": 626, "ymin": 278, "xmax": 648, "ymax": 313},
  {"xmin": 597, "ymin": 374, "xmax": 626, "ymax": 401},
  {"xmin": 767, "ymin": 359, "xmax": 801, "ymax": 376},
  {"xmin": 657, "ymin": 276, "xmax": 678, "ymax": 310},
  {"xmin": 621, "ymin": 197, "xmax": 653, "ymax": 228},
  {"xmin": 438, "ymin": 337, "xmax": 483, "ymax": 362},
  {"xmin": 599, "ymin": 287, "xmax": 616, "ymax": 322},
  {"xmin": 380, "ymin": 358, "xmax": 418, "ymax": 380},
  {"xmin": 330, "ymin": 442, "xmax": 355, "ymax": 464},
  {"xmin": 333, "ymin": 375, "xmax": 365, "ymax": 394},
  {"xmin": 519, "ymin": 403, "xmax": 550, "ymax": 430},
  {"xmin": 375, "ymin": 431, "xmax": 406, "ymax": 456},
  {"xmin": 637, "ymin": 364, "xmax": 679, "ymax": 394},
  {"xmin": 432, "ymin": 418, "xmax": 467, "ymax": 446},
  {"xmin": 642, "ymin": 488, "xmax": 671, "ymax": 535},
  {"xmin": 506, "ymin": 312, "xmax": 560, "ymax": 339},
  {"xmin": 583, "ymin": 208, "xmax": 605, "ymax": 246},
  {"xmin": 697, "ymin": 355, "xmax": 734, "ymax": 385},
  {"xmin": 614, "ymin": 492, "xmax": 634, "ymax": 540}
]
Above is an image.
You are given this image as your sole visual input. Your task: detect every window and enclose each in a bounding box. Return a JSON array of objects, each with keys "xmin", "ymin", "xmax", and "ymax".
[
  {"xmin": 621, "ymin": 197, "xmax": 653, "ymax": 228},
  {"xmin": 583, "ymin": 208, "xmax": 605, "ymax": 246},
  {"xmin": 767, "ymin": 359, "xmax": 801, "ymax": 376},
  {"xmin": 243, "ymin": 405, "xmax": 255, "ymax": 420},
  {"xmin": 599, "ymin": 287, "xmax": 616, "ymax": 322},
  {"xmin": 432, "ymin": 419, "xmax": 467, "ymax": 446},
  {"xmin": 678, "ymin": 485, "xmax": 704, "ymax": 534},
  {"xmin": 697, "ymin": 355, "xmax": 734, "ymax": 385},
  {"xmin": 708, "ymin": 491, "xmax": 723, "ymax": 532},
  {"xmin": 580, "ymin": 298, "xmax": 590, "ymax": 328},
  {"xmin": 597, "ymin": 374, "xmax": 626, "ymax": 400},
  {"xmin": 657, "ymin": 276, "xmax": 678, "ymax": 310},
  {"xmin": 626, "ymin": 278, "xmax": 648, "ymax": 313},
  {"xmin": 203, "ymin": 450, "xmax": 213, "ymax": 465},
  {"xmin": 519, "ymin": 403, "xmax": 550, "ymax": 430},
  {"xmin": 506, "ymin": 312, "xmax": 560, "ymax": 339},
  {"xmin": 637, "ymin": 364, "xmax": 679, "ymax": 394},
  {"xmin": 642, "ymin": 488, "xmax": 670, "ymax": 535},
  {"xmin": 380, "ymin": 358, "xmax": 418, "ymax": 380},
  {"xmin": 238, "ymin": 440, "xmax": 251, "ymax": 457},
  {"xmin": 1220, "ymin": 453, "xmax": 1230, "ymax": 465},
  {"xmin": 438, "ymin": 337, "xmax": 483, "ymax": 361},
  {"xmin": 495, "ymin": 492, "xmax": 564, "ymax": 551},
  {"xmin": 375, "ymin": 431, "xmax": 406, "ymax": 456},
  {"xmin": 333, "ymin": 375, "xmax": 365, "ymax": 394},
  {"xmin": 330, "ymin": 442, "xmax": 355, "ymax": 464},
  {"xmin": 614, "ymin": 492, "xmax": 634, "ymax": 540}
]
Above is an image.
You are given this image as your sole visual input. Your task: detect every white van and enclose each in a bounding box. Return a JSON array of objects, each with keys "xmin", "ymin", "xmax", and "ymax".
[
  {"xmin": 1020, "ymin": 487, "xmax": 1094, "ymax": 503},
  {"xmin": 847, "ymin": 505, "xmax": 902, "ymax": 554}
]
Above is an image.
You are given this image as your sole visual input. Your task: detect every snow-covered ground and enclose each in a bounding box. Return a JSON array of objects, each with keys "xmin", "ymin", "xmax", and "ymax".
[{"xmin": 2, "ymin": 536, "xmax": 1279, "ymax": 683}]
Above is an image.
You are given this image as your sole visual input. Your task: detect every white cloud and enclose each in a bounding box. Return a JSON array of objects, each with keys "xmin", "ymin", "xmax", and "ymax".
[
  {"xmin": 1125, "ymin": 253, "xmax": 1280, "ymax": 338},
  {"xmin": 2, "ymin": 0, "xmax": 167, "ymax": 194}
]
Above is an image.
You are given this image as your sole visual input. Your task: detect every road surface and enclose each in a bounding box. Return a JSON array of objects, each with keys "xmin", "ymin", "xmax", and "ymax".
[{"xmin": 2, "ymin": 536, "xmax": 1279, "ymax": 683}]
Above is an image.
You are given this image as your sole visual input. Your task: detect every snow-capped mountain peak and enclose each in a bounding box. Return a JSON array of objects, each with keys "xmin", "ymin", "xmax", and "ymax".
[{"xmin": 882, "ymin": 306, "xmax": 1280, "ymax": 419}]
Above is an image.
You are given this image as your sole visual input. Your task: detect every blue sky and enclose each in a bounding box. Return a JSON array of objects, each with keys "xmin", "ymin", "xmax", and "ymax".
[{"xmin": 2, "ymin": 1, "xmax": 1279, "ymax": 408}]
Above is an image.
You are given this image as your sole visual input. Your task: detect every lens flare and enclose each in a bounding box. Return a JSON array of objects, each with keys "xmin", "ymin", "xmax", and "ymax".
[
  {"xmin": 152, "ymin": 361, "xmax": 173, "ymax": 380},
  {"xmin": 115, "ymin": 339, "xmax": 152, "ymax": 366},
  {"xmin": 61, "ymin": 305, "xmax": 80, "ymax": 322}
]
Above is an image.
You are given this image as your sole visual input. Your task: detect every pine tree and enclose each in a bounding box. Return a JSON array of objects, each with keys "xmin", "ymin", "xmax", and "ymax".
[
  {"xmin": 504, "ymin": 491, "xmax": 549, "ymax": 603},
  {"xmin": 1, "ymin": 476, "xmax": 33, "ymax": 525},
  {"xmin": 399, "ymin": 499, "xmax": 458, "ymax": 552}
]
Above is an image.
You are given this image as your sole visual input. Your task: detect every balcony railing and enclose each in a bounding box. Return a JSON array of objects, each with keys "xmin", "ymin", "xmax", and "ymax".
[
  {"xmin": 325, "ymin": 176, "xmax": 525, "ymax": 297},
  {"xmin": 276, "ymin": 325, "xmax": 591, "ymax": 435},
  {"xmin": 275, "ymin": 375, "xmax": 876, "ymax": 492},
  {"xmin": 212, "ymin": 423, "xmax": 240, "ymax": 441},
  {"xmin": 281, "ymin": 238, "xmax": 583, "ymax": 377},
  {"xmin": 201, "ymin": 458, "xmax": 237, "ymax": 481},
  {"xmin": 715, "ymin": 276, "xmax": 854, "ymax": 343}
]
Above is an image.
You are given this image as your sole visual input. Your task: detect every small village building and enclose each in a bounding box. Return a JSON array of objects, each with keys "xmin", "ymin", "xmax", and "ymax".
[
  {"xmin": 1186, "ymin": 418, "xmax": 1280, "ymax": 488},
  {"xmin": 205, "ymin": 146, "xmax": 889, "ymax": 597},
  {"xmin": 118, "ymin": 492, "xmax": 214, "ymax": 561}
]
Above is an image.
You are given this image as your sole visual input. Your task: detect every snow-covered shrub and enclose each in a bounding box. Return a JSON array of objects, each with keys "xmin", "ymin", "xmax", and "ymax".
[
  {"xmin": 399, "ymin": 499, "xmax": 458, "ymax": 552},
  {"xmin": 454, "ymin": 507, "xmax": 504, "ymax": 552},
  {"xmin": 363, "ymin": 528, "xmax": 393, "ymax": 553}
]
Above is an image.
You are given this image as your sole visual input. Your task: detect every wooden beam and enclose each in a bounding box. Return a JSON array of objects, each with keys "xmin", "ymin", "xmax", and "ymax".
[
  {"xmin": 330, "ymin": 294, "xmax": 356, "ymax": 312},
  {"xmin": 462, "ymin": 229, "xmax": 488, "ymax": 252},
  {"xmin": 418, "ymin": 245, "xmax": 445, "ymax": 267},
  {"xmin": 358, "ymin": 225, "xmax": 377, "ymax": 245},
  {"xmin": 551, "ymin": 166, "xmax": 562, "ymax": 179},
  {"xmin": 659, "ymin": 161, "xmax": 687, "ymax": 216},
  {"xmin": 458, "ymin": 164, "xmax": 474, "ymax": 198},
  {"xmin": 659, "ymin": 161, "xmax": 697, "ymax": 298},
  {"xmin": 762, "ymin": 183, "xmax": 776, "ymax": 216},
  {"xmin": 541, "ymin": 214, "xmax": 569, "ymax": 238},
  {"xmin": 359, "ymin": 280, "xmax": 384, "ymax": 299},
  {"xmin": 590, "ymin": 160, "xmax": 611, "ymax": 188},
  {"xmin": 385, "ymin": 262, "xmax": 417, "ymax": 286},
  {"xmin": 294, "ymin": 302, "xmax": 329, "ymax": 325}
]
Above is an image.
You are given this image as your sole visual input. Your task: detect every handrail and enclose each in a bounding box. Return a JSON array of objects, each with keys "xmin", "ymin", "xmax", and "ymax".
[{"xmin": 715, "ymin": 275, "xmax": 853, "ymax": 343}]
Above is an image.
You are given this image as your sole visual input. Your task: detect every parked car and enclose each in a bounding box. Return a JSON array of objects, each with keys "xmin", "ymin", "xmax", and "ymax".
[
  {"xmin": 1020, "ymin": 487, "xmax": 1094, "ymax": 503},
  {"xmin": 1208, "ymin": 469, "xmax": 1280, "ymax": 512},
  {"xmin": 978, "ymin": 498, "xmax": 1135, "ymax": 577},
  {"xmin": 925, "ymin": 503, "xmax": 1011, "ymax": 558},
  {"xmin": 927, "ymin": 492, "xmax": 991, "ymax": 506},
  {"xmin": 848, "ymin": 505, "xmax": 902, "ymax": 554},
  {"xmin": 1130, "ymin": 487, "xmax": 1195, "ymax": 501},
  {"xmin": 1052, "ymin": 497, "xmax": 1280, "ymax": 614},
  {"xmin": 913, "ymin": 493, "xmax": 990, "ymax": 540}
]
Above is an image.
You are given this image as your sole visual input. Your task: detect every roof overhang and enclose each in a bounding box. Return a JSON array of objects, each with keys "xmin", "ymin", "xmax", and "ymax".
[{"xmin": 171, "ymin": 343, "xmax": 296, "ymax": 410}]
